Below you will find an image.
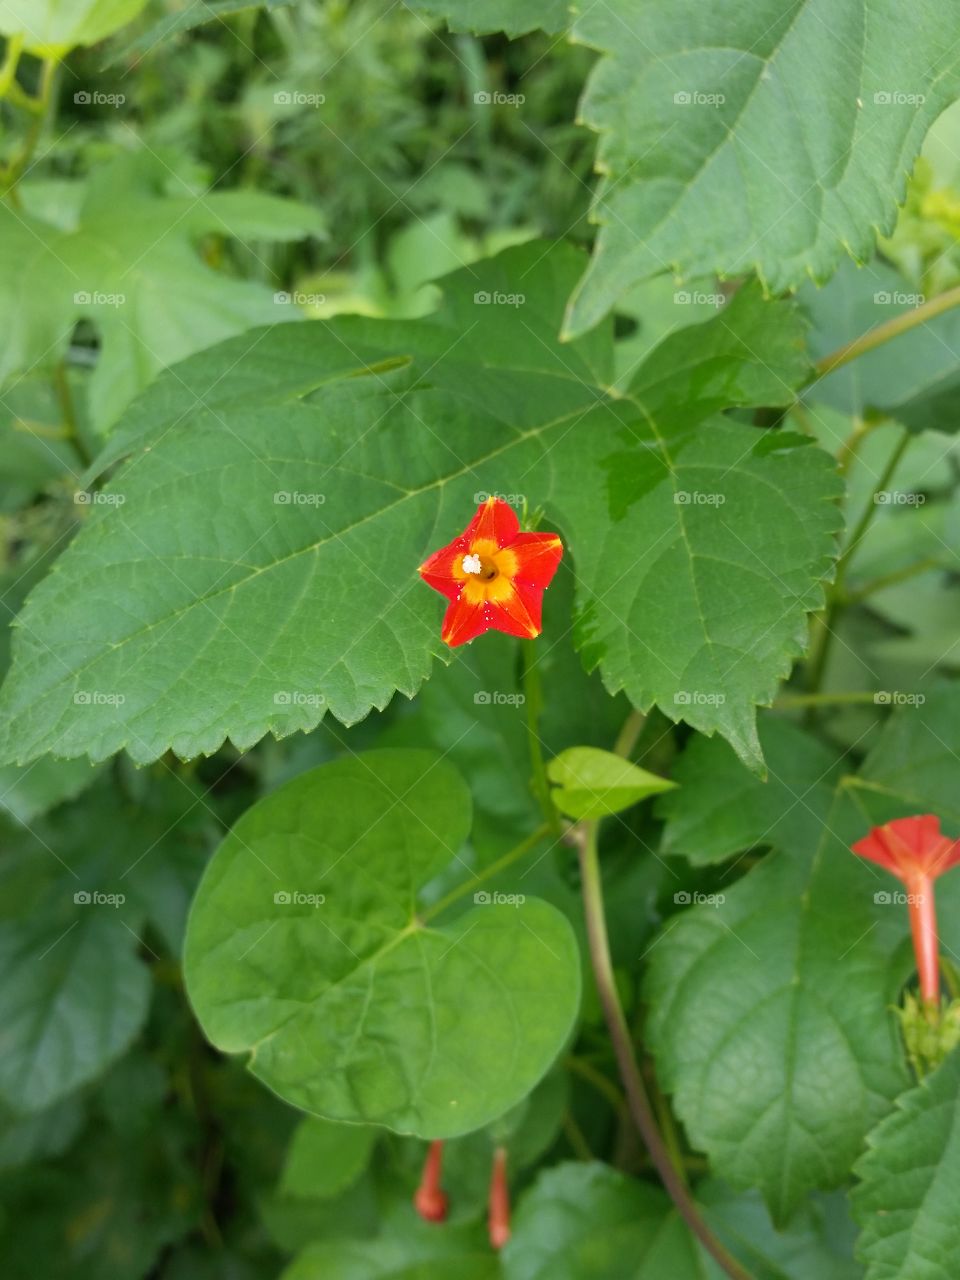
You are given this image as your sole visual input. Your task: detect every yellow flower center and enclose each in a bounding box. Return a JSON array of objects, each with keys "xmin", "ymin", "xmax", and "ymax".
[{"xmin": 457, "ymin": 540, "xmax": 518, "ymax": 604}]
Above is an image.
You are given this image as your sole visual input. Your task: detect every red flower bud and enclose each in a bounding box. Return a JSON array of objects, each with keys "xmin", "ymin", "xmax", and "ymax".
[
  {"xmin": 487, "ymin": 1145, "xmax": 511, "ymax": 1250},
  {"xmin": 414, "ymin": 1140, "xmax": 448, "ymax": 1223}
]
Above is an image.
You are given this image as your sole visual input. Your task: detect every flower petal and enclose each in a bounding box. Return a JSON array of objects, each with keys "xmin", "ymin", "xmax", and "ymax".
[
  {"xmin": 463, "ymin": 497, "xmax": 520, "ymax": 549},
  {"xmin": 852, "ymin": 814, "xmax": 960, "ymax": 881},
  {"xmin": 509, "ymin": 532, "xmax": 564, "ymax": 589},
  {"xmin": 441, "ymin": 595, "xmax": 489, "ymax": 647},
  {"xmin": 487, "ymin": 580, "xmax": 542, "ymax": 639},
  {"xmin": 419, "ymin": 536, "xmax": 470, "ymax": 602}
]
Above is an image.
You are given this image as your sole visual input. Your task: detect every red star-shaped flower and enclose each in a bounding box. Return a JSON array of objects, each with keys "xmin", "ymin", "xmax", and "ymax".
[{"xmin": 418, "ymin": 497, "xmax": 563, "ymax": 646}]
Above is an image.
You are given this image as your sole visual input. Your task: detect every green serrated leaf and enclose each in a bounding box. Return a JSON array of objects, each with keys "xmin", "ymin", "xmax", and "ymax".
[
  {"xmin": 647, "ymin": 689, "xmax": 960, "ymax": 1222},
  {"xmin": 0, "ymin": 242, "xmax": 838, "ymax": 773},
  {"xmin": 184, "ymin": 749, "xmax": 581, "ymax": 1137},
  {"xmin": 564, "ymin": 0, "xmax": 960, "ymax": 336},
  {"xmin": 106, "ymin": 0, "xmax": 295, "ymax": 66},
  {"xmin": 853, "ymin": 1048, "xmax": 960, "ymax": 1280},
  {"xmin": 658, "ymin": 715, "xmax": 844, "ymax": 864},
  {"xmin": 547, "ymin": 746, "xmax": 674, "ymax": 821}
]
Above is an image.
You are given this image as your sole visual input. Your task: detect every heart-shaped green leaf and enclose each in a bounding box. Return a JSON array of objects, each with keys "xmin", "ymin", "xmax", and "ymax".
[{"xmin": 184, "ymin": 749, "xmax": 581, "ymax": 1137}]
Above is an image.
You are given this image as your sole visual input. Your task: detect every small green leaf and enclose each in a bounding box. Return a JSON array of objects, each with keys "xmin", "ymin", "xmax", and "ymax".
[
  {"xmin": 853, "ymin": 1048, "xmax": 960, "ymax": 1280},
  {"xmin": 184, "ymin": 749, "xmax": 581, "ymax": 1137},
  {"xmin": 547, "ymin": 747, "xmax": 675, "ymax": 821},
  {"xmin": 279, "ymin": 1116, "xmax": 377, "ymax": 1201}
]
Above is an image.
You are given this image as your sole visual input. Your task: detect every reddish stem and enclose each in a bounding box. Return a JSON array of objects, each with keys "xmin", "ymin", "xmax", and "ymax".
[
  {"xmin": 414, "ymin": 1140, "xmax": 448, "ymax": 1223},
  {"xmin": 488, "ymin": 1145, "xmax": 511, "ymax": 1249},
  {"xmin": 907, "ymin": 872, "xmax": 941, "ymax": 1005}
]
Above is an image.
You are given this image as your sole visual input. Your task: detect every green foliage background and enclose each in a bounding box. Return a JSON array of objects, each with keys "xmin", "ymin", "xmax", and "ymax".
[{"xmin": 2, "ymin": 2, "xmax": 960, "ymax": 1278}]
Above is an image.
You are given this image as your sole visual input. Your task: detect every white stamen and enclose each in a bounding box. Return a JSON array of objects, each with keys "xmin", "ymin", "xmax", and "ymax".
[{"xmin": 462, "ymin": 553, "xmax": 482, "ymax": 574}]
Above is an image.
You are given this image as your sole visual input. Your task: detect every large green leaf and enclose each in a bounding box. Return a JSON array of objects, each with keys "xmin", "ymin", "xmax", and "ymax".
[
  {"xmin": 0, "ymin": 818, "xmax": 151, "ymax": 1113},
  {"xmin": 0, "ymin": 242, "xmax": 838, "ymax": 773},
  {"xmin": 853, "ymin": 1049, "xmax": 960, "ymax": 1280},
  {"xmin": 644, "ymin": 691, "xmax": 960, "ymax": 1222},
  {"xmin": 0, "ymin": 0, "xmax": 148, "ymax": 51},
  {"xmin": 183, "ymin": 749, "xmax": 581, "ymax": 1137},
  {"xmin": 0, "ymin": 151, "xmax": 324, "ymax": 430},
  {"xmin": 564, "ymin": 0, "xmax": 960, "ymax": 336}
]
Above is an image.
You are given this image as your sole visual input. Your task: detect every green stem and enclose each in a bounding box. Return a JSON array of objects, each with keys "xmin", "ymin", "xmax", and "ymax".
[
  {"xmin": 54, "ymin": 361, "xmax": 91, "ymax": 469},
  {"xmin": 613, "ymin": 708, "xmax": 645, "ymax": 759},
  {"xmin": 565, "ymin": 1055, "xmax": 629, "ymax": 1119},
  {"xmin": 422, "ymin": 823, "xmax": 552, "ymax": 922},
  {"xmin": 775, "ymin": 690, "xmax": 884, "ymax": 709},
  {"xmin": 521, "ymin": 640, "xmax": 560, "ymax": 833},
  {"xmin": 575, "ymin": 821, "xmax": 752, "ymax": 1280},
  {"xmin": 814, "ymin": 284, "xmax": 960, "ymax": 379},
  {"xmin": 1, "ymin": 54, "xmax": 59, "ymax": 200},
  {"xmin": 842, "ymin": 556, "xmax": 939, "ymax": 606},
  {"xmin": 805, "ymin": 428, "xmax": 911, "ymax": 693}
]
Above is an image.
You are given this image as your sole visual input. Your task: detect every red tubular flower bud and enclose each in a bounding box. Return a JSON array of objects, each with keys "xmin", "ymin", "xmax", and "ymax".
[
  {"xmin": 414, "ymin": 1140, "xmax": 448, "ymax": 1223},
  {"xmin": 487, "ymin": 1145, "xmax": 511, "ymax": 1250}
]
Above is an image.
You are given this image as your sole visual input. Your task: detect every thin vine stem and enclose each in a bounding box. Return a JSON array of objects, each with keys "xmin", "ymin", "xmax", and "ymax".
[
  {"xmin": 805, "ymin": 427, "xmax": 911, "ymax": 693},
  {"xmin": 521, "ymin": 640, "xmax": 560, "ymax": 833},
  {"xmin": 813, "ymin": 284, "xmax": 960, "ymax": 380},
  {"xmin": 574, "ymin": 820, "xmax": 752, "ymax": 1280}
]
